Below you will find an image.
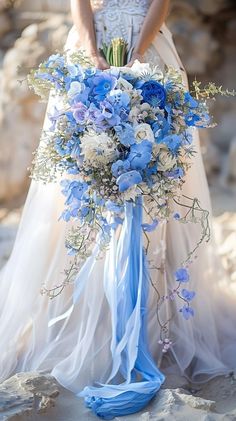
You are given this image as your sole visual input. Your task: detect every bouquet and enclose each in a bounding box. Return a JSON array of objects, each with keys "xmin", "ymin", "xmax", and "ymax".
[
  {"xmin": 28, "ymin": 41, "xmax": 232, "ymax": 347},
  {"xmin": 27, "ymin": 40, "xmax": 235, "ymax": 419}
]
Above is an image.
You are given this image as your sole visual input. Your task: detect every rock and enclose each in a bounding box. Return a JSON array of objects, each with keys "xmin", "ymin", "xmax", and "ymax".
[
  {"xmin": 117, "ymin": 388, "xmax": 216, "ymax": 420},
  {"xmin": 196, "ymin": 0, "xmax": 230, "ymax": 15},
  {"xmin": 176, "ymin": 390, "xmax": 215, "ymax": 410},
  {"xmin": 0, "ymin": 12, "xmax": 11, "ymax": 38},
  {"xmin": 0, "ymin": 372, "xmax": 59, "ymax": 420},
  {"xmin": 0, "ymin": 1, "xmax": 13, "ymax": 12},
  {"xmin": 168, "ymin": 2, "xmax": 218, "ymax": 75},
  {"xmin": 228, "ymin": 138, "xmax": 236, "ymax": 180},
  {"xmin": 200, "ymin": 129, "xmax": 221, "ymax": 178},
  {"xmin": 0, "ymin": 14, "xmax": 71, "ymax": 203},
  {"xmin": 16, "ymin": 0, "xmax": 70, "ymax": 13}
]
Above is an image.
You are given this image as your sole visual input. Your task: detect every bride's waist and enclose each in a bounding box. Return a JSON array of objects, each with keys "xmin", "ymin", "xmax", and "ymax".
[
  {"xmin": 92, "ymin": 0, "xmax": 149, "ymax": 15},
  {"xmin": 94, "ymin": 5, "xmax": 148, "ymax": 16}
]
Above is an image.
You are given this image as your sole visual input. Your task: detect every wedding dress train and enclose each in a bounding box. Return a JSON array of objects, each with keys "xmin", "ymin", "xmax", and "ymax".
[{"xmin": 0, "ymin": 0, "xmax": 235, "ymax": 414}]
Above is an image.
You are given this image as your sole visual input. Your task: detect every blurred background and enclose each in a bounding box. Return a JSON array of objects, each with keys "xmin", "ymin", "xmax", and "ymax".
[{"xmin": 0, "ymin": 0, "xmax": 235, "ymax": 271}]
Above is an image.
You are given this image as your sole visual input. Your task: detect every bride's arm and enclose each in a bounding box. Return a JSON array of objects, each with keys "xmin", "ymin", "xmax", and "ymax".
[
  {"xmin": 126, "ymin": 0, "xmax": 170, "ymax": 66},
  {"xmin": 70, "ymin": 0, "xmax": 109, "ymax": 69}
]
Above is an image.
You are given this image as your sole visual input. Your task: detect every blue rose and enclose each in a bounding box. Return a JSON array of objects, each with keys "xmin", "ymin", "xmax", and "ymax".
[{"xmin": 141, "ymin": 80, "xmax": 166, "ymax": 108}]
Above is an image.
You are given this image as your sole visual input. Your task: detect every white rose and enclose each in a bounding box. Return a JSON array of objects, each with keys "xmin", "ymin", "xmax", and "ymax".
[
  {"xmin": 153, "ymin": 144, "xmax": 176, "ymax": 171},
  {"xmin": 134, "ymin": 123, "xmax": 155, "ymax": 143}
]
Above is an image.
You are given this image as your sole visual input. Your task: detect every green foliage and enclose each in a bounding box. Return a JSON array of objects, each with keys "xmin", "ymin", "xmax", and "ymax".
[{"xmin": 191, "ymin": 80, "xmax": 235, "ymax": 100}]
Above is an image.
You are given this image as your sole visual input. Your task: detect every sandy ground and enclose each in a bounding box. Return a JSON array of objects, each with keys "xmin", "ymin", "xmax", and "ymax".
[{"xmin": 0, "ymin": 183, "xmax": 236, "ymax": 421}]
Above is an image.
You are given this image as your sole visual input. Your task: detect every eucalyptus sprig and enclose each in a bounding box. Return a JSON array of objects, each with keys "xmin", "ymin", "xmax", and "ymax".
[{"xmin": 191, "ymin": 80, "xmax": 235, "ymax": 100}]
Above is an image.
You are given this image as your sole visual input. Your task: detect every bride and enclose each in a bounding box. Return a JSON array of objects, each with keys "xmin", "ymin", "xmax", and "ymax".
[{"xmin": 0, "ymin": 0, "xmax": 236, "ymax": 418}]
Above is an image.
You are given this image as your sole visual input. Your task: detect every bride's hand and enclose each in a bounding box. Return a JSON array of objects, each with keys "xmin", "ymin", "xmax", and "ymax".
[
  {"xmin": 90, "ymin": 52, "xmax": 110, "ymax": 70},
  {"xmin": 126, "ymin": 52, "xmax": 145, "ymax": 67}
]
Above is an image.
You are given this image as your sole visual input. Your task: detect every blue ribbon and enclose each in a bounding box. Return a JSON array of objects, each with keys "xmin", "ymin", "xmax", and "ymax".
[{"xmin": 78, "ymin": 196, "xmax": 165, "ymax": 419}]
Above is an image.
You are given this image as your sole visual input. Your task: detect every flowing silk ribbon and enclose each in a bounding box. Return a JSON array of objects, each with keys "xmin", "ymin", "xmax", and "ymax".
[{"xmin": 79, "ymin": 197, "xmax": 165, "ymax": 419}]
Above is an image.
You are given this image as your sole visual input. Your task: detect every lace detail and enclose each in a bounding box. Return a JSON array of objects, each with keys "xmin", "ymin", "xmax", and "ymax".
[{"xmin": 91, "ymin": 0, "xmax": 151, "ymax": 13}]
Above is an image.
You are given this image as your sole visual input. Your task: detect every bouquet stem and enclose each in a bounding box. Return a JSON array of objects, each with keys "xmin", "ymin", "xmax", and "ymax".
[{"xmin": 100, "ymin": 38, "xmax": 128, "ymax": 67}]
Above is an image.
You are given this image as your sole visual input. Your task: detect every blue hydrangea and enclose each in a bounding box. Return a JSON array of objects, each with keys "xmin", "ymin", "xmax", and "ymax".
[
  {"xmin": 116, "ymin": 170, "xmax": 142, "ymax": 192},
  {"xmin": 61, "ymin": 180, "xmax": 88, "ymax": 204},
  {"xmin": 111, "ymin": 159, "xmax": 130, "ymax": 177},
  {"xmin": 100, "ymin": 100, "xmax": 120, "ymax": 126},
  {"xmin": 114, "ymin": 123, "xmax": 135, "ymax": 146},
  {"xmin": 165, "ymin": 167, "xmax": 184, "ymax": 179},
  {"xmin": 128, "ymin": 140, "xmax": 152, "ymax": 170},
  {"xmin": 162, "ymin": 134, "xmax": 182, "ymax": 153},
  {"xmin": 152, "ymin": 117, "xmax": 170, "ymax": 142},
  {"xmin": 108, "ymin": 89, "xmax": 130, "ymax": 109},
  {"xmin": 184, "ymin": 92, "xmax": 198, "ymax": 109},
  {"xmin": 185, "ymin": 112, "xmax": 201, "ymax": 127},
  {"xmin": 45, "ymin": 54, "xmax": 65, "ymax": 69}
]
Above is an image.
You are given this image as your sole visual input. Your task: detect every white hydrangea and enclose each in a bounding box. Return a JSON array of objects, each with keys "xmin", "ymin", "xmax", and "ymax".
[
  {"xmin": 129, "ymin": 103, "xmax": 151, "ymax": 123},
  {"xmin": 117, "ymin": 77, "xmax": 133, "ymax": 91},
  {"xmin": 121, "ymin": 186, "xmax": 139, "ymax": 202},
  {"xmin": 134, "ymin": 123, "xmax": 155, "ymax": 143},
  {"xmin": 80, "ymin": 132, "xmax": 118, "ymax": 168}
]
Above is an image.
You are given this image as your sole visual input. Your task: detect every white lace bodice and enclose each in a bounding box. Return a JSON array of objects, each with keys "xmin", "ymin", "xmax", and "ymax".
[{"xmin": 91, "ymin": 0, "xmax": 151, "ymax": 14}]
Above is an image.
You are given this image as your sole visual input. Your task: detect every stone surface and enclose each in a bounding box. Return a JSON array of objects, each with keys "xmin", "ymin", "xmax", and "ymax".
[
  {"xmin": 0, "ymin": 14, "xmax": 71, "ymax": 203},
  {"xmin": 200, "ymin": 129, "xmax": 221, "ymax": 179},
  {"xmin": 227, "ymin": 138, "xmax": 236, "ymax": 180},
  {"xmin": 117, "ymin": 383, "xmax": 236, "ymax": 420},
  {"xmin": 0, "ymin": 372, "xmax": 59, "ymax": 420},
  {"xmin": 0, "ymin": 12, "xmax": 11, "ymax": 37},
  {"xmin": 1, "ymin": 372, "xmax": 236, "ymax": 421},
  {"xmin": 168, "ymin": 2, "xmax": 219, "ymax": 75}
]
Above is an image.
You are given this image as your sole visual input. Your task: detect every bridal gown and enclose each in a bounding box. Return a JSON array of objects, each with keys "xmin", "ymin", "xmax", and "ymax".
[{"xmin": 0, "ymin": 0, "xmax": 236, "ymax": 410}]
